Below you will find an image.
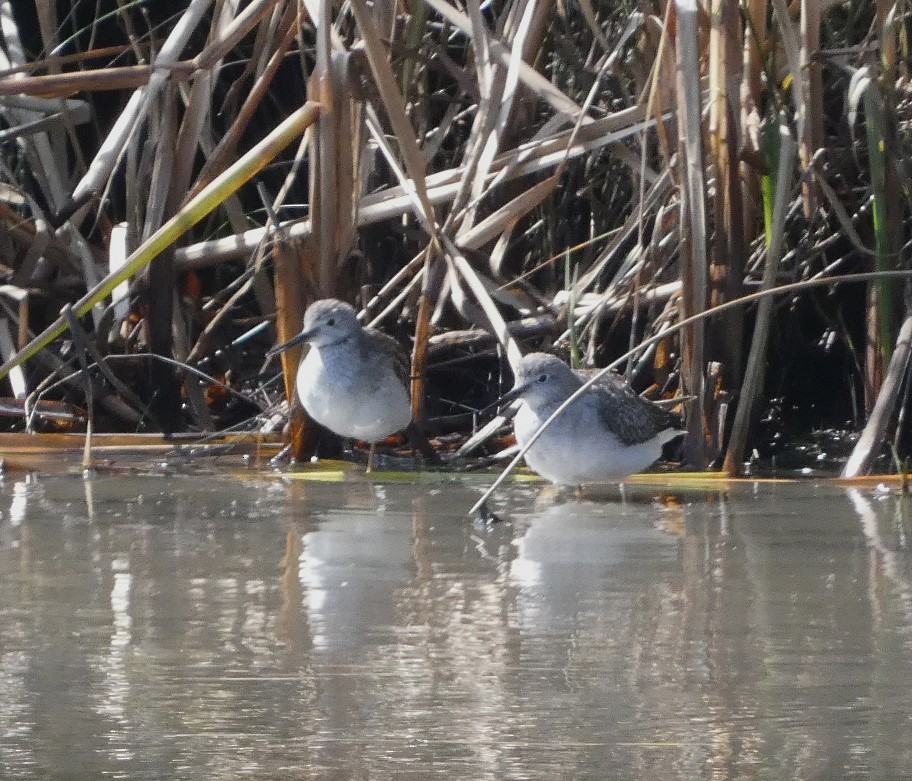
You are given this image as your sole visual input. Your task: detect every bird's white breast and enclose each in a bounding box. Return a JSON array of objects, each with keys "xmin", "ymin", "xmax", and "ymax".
[
  {"xmin": 296, "ymin": 346, "xmax": 411, "ymax": 443},
  {"xmin": 514, "ymin": 398, "xmax": 670, "ymax": 485}
]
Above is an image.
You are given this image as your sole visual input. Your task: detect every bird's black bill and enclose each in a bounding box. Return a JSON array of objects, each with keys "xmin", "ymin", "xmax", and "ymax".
[
  {"xmin": 479, "ymin": 382, "xmax": 528, "ymax": 418},
  {"xmin": 266, "ymin": 329, "xmax": 311, "ymax": 359}
]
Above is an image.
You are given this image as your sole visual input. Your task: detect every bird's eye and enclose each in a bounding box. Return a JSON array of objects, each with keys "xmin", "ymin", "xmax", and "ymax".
[
  {"xmin": 326, "ymin": 317, "xmax": 335, "ymax": 327},
  {"xmin": 537, "ymin": 374, "xmax": 547, "ymax": 383}
]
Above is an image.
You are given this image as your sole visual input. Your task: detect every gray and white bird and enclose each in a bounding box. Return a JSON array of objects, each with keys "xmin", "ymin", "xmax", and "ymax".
[
  {"xmin": 498, "ymin": 353, "xmax": 684, "ymax": 485},
  {"xmin": 269, "ymin": 299, "xmax": 412, "ymax": 450}
]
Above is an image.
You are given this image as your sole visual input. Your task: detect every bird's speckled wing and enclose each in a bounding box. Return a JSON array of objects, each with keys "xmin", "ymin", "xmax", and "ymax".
[
  {"xmin": 579, "ymin": 369, "xmax": 677, "ymax": 446},
  {"xmin": 364, "ymin": 328, "xmax": 411, "ymax": 386}
]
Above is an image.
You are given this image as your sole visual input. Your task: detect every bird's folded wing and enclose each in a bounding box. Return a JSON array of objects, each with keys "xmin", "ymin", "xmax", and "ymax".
[
  {"xmin": 590, "ymin": 373, "xmax": 677, "ymax": 445},
  {"xmin": 365, "ymin": 328, "xmax": 410, "ymax": 386}
]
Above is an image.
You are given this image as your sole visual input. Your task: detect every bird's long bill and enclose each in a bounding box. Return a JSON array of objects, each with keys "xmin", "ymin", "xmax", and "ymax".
[
  {"xmin": 480, "ymin": 381, "xmax": 530, "ymax": 417},
  {"xmin": 266, "ymin": 328, "xmax": 313, "ymax": 359}
]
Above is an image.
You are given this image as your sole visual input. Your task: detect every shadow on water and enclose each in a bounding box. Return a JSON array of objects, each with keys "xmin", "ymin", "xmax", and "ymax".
[{"xmin": 0, "ymin": 472, "xmax": 911, "ymax": 779}]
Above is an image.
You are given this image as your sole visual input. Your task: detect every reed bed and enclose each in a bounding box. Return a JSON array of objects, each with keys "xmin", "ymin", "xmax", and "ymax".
[{"xmin": 0, "ymin": 0, "xmax": 908, "ymax": 475}]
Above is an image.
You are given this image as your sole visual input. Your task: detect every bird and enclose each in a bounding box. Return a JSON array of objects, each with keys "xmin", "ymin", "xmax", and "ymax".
[
  {"xmin": 268, "ymin": 299, "xmax": 412, "ymax": 468},
  {"xmin": 497, "ymin": 352, "xmax": 684, "ymax": 485}
]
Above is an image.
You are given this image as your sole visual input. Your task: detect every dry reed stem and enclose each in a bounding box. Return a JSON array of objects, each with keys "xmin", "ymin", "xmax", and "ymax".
[
  {"xmin": 68, "ymin": 0, "xmax": 213, "ymax": 211},
  {"xmin": 0, "ymin": 101, "xmax": 322, "ymax": 382},
  {"xmin": 349, "ymin": 0, "xmax": 435, "ymax": 226},
  {"xmin": 174, "ymin": 105, "xmax": 655, "ymax": 269},
  {"xmin": 675, "ymin": 0, "xmax": 709, "ymax": 467},
  {"xmin": 843, "ymin": 311, "xmax": 912, "ymax": 477},
  {"xmin": 0, "ymin": 0, "xmax": 904, "ymax": 465},
  {"xmin": 189, "ymin": 2, "xmax": 299, "ymax": 198},
  {"xmin": 723, "ymin": 122, "xmax": 797, "ymax": 475}
]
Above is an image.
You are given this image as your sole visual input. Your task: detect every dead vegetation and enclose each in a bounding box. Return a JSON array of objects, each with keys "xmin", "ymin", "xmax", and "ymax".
[{"xmin": 0, "ymin": 0, "xmax": 909, "ymax": 476}]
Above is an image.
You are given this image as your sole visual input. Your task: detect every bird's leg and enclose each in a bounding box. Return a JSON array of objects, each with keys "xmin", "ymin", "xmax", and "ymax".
[
  {"xmin": 405, "ymin": 421, "xmax": 440, "ymax": 466},
  {"xmin": 366, "ymin": 443, "xmax": 376, "ymax": 474}
]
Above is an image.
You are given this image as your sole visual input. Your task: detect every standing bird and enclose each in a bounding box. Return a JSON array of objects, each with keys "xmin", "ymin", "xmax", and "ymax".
[
  {"xmin": 269, "ymin": 299, "xmax": 412, "ymax": 467},
  {"xmin": 497, "ymin": 353, "xmax": 684, "ymax": 485}
]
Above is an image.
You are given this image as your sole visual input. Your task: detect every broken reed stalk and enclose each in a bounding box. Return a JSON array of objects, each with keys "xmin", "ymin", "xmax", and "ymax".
[
  {"xmin": 842, "ymin": 309, "xmax": 912, "ymax": 478},
  {"xmin": 0, "ymin": 101, "xmax": 321, "ymax": 384},
  {"xmin": 469, "ymin": 269, "xmax": 912, "ymax": 516},
  {"xmin": 272, "ymin": 234, "xmax": 312, "ymax": 461}
]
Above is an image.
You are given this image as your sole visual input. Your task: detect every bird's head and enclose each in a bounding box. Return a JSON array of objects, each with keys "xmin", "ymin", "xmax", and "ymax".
[
  {"xmin": 498, "ymin": 353, "xmax": 581, "ymax": 411},
  {"xmin": 268, "ymin": 298, "xmax": 361, "ymax": 356}
]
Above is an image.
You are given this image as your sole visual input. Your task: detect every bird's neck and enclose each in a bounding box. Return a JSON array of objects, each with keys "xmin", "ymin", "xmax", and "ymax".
[
  {"xmin": 314, "ymin": 331, "xmax": 361, "ymax": 355},
  {"xmin": 529, "ymin": 385, "xmax": 585, "ymax": 417}
]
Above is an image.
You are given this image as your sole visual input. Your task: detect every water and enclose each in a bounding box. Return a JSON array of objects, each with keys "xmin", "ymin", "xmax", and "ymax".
[{"xmin": 0, "ymin": 470, "xmax": 911, "ymax": 780}]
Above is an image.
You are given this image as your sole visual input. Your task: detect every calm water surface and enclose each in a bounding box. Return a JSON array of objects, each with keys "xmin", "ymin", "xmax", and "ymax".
[{"xmin": 0, "ymin": 470, "xmax": 910, "ymax": 779}]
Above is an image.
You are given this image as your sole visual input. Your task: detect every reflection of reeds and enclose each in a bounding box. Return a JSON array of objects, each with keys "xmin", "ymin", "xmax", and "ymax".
[{"xmin": 0, "ymin": 1, "xmax": 908, "ymax": 473}]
